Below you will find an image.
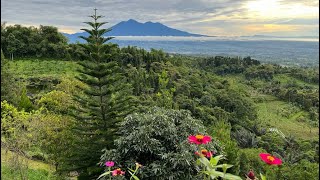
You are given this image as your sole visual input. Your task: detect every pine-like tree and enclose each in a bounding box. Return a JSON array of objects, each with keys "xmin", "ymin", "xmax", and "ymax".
[{"xmin": 67, "ymin": 9, "xmax": 135, "ymax": 177}]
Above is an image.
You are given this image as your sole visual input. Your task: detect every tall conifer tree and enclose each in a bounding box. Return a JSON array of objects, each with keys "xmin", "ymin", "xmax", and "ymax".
[{"xmin": 67, "ymin": 9, "xmax": 135, "ymax": 177}]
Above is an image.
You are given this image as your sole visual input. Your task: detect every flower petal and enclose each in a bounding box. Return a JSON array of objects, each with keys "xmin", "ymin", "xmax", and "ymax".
[
  {"xmin": 273, "ymin": 158, "xmax": 282, "ymax": 165},
  {"xmin": 202, "ymin": 136, "xmax": 212, "ymax": 144},
  {"xmin": 188, "ymin": 136, "xmax": 201, "ymax": 144}
]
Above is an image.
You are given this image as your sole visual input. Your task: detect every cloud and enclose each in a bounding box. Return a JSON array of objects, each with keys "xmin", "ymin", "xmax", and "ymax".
[
  {"xmin": 279, "ymin": 0, "xmax": 319, "ymax": 7},
  {"xmin": 1, "ymin": 0, "xmax": 318, "ymax": 36}
]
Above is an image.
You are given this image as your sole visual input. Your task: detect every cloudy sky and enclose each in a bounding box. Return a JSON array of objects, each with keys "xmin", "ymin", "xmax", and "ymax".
[{"xmin": 1, "ymin": 0, "xmax": 319, "ymax": 36}]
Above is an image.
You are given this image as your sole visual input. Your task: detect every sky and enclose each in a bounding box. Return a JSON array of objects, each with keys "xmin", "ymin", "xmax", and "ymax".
[{"xmin": 1, "ymin": 0, "xmax": 319, "ymax": 36}]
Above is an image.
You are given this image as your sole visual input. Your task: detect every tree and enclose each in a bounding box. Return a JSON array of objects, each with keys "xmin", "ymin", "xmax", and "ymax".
[
  {"xmin": 67, "ymin": 9, "xmax": 135, "ymax": 177},
  {"xmin": 1, "ymin": 49, "xmax": 21, "ymax": 105},
  {"xmin": 18, "ymin": 87, "xmax": 33, "ymax": 112},
  {"xmin": 155, "ymin": 70, "xmax": 175, "ymax": 109},
  {"xmin": 7, "ymin": 33, "xmax": 21, "ymax": 60}
]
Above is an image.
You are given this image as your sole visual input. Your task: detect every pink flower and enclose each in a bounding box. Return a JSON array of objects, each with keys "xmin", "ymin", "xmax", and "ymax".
[
  {"xmin": 259, "ymin": 153, "xmax": 282, "ymax": 165},
  {"xmin": 188, "ymin": 135, "xmax": 212, "ymax": 144},
  {"xmin": 112, "ymin": 168, "xmax": 125, "ymax": 176},
  {"xmin": 105, "ymin": 161, "xmax": 114, "ymax": 167}
]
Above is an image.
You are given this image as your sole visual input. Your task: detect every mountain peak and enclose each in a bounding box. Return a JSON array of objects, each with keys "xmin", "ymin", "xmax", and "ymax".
[
  {"xmin": 126, "ymin": 19, "xmax": 139, "ymax": 23},
  {"xmin": 110, "ymin": 19, "xmax": 207, "ymax": 37},
  {"xmin": 63, "ymin": 19, "xmax": 209, "ymax": 43}
]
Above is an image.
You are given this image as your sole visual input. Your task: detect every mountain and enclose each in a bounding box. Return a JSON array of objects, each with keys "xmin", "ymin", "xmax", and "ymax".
[{"xmin": 63, "ymin": 19, "xmax": 210, "ymax": 43}]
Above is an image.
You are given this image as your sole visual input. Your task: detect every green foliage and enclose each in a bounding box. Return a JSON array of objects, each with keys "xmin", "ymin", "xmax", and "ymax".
[
  {"xmin": 1, "ymin": 163, "xmax": 59, "ymax": 180},
  {"xmin": 1, "ymin": 100, "xmax": 29, "ymax": 144},
  {"xmin": 37, "ymin": 90, "xmax": 73, "ymax": 113},
  {"xmin": 1, "ymin": 24, "xmax": 67, "ymax": 59},
  {"xmin": 67, "ymin": 10, "xmax": 136, "ymax": 176},
  {"xmin": 1, "ymin": 148, "xmax": 61, "ymax": 180},
  {"xmin": 258, "ymin": 132, "xmax": 286, "ymax": 155},
  {"xmin": 209, "ymin": 121, "xmax": 240, "ymax": 175},
  {"xmin": 100, "ymin": 107, "xmax": 222, "ymax": 180},
  {"xmin": 18, "ymin": 87, "xmax": 34, "ymax": 112},
  {"xmin": 232, "ymin": 126, "xmax": 258, "ymax": 148},
  {"xmin": 5, "ymin": 59, "xmax": 79, "ymax": 79},
  {"xmin": 245, "ymin": 65, "xmax": 275, "ymax": 81},
  {"xmin": 197, "ymin": 155, "xmax": 241, "ymax": 180},
  {"xmin": 238, "ymin": 148, "xmax": 267, "ymax": 178},
  {"xmin": 1, "ymin": 49, "xmax": 21, "ymax": 105},
  {"xmin": 155, "ymin": 70, "xmax": 175, "ymax": 109},
  {"xmin": 263, "ymin": 160, "xmax": 319, "ymax": 180},
  {"xmin": 1, "ymin": 48, "xmax": 5, "ymax": 59},
  {"xmin": 26, "ymin": 110, "xmax": 76, "ymax": 172}
]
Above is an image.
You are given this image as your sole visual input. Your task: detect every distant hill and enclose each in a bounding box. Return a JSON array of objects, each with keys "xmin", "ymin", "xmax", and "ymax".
[{"xmin": 63, "ymin": 19, "xmax": 210, "ymax": 43}]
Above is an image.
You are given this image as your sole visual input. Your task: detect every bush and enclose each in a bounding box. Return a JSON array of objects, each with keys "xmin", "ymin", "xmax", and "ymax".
[
  {"xmin": 266, "ymin": 160, "xmax": 319, "ymax": 180},
  {"xmin": 238, "ymin": 148, "xmax": 267, "ymax": 178},
  {"xmin": 37, "ymin": 90, "xmax": 72, "ymax": 113},
  {"xmin": 100, "ymin": 107, "xmax": 222, "ymax": 180},
  {"xmin": 231, "ymin": 126, "xmax": 258, "ymax": 148},
  {"xmin": 209, "ymin": 121, "xmax": 240, "ymax": 175},
  {"xmin": 18, "ymin": 87, "xmax": 34, "ymax": 112}
]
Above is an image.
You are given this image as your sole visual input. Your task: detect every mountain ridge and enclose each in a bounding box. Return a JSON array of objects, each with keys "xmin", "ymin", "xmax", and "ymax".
[{"xmin": 63, "ymin": 19, "xmax": 210, "ymax": 43}]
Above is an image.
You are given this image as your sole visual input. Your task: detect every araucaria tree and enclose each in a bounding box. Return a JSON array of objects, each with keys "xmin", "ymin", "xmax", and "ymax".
[{"xmin": 67, "ymin": 9, "xmax": 135, "ymax": 177}]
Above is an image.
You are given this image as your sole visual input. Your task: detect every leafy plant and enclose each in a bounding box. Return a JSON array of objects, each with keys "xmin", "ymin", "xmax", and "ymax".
[
  {"xmin": 197, "ymin": 155, "xmax": 242, "ymax": 180},
  {"xmin": 100, "ymin": 107, "xmax": 221, "ymax": 180}
]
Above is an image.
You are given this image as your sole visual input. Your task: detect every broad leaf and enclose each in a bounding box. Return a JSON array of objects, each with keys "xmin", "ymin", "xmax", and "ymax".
[
  {"xmin": 260, "ymin": 173, "xmax": 267, "ymax": 180},
  {"xmin": 199, "ymin": 156, "xmax": 211, "ymax": 169},
  {"xmin": 222, "ymin": 173, "xmax": 242, "ymax": 180},
  {"xmin": 210, "ymin": 155, "xmax": 224, "ymax": 166},
  {"xmin": 97, "ymin": 171, "xmax": 111, "ymax": 179}
]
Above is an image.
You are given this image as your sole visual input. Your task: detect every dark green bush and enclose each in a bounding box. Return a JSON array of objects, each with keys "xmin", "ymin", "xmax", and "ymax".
[{"xmin": 100, "ymin": 107, "xmax": 222, "ymax": 180}]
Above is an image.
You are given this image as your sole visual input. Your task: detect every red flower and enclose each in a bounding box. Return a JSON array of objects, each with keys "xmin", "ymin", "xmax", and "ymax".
[
  {"xmin": 112, "ymin": 168, "xmax": 125, "ymax": 176},
  {"xmin": 188, "ymin": 135, "xmax": 211, "ymax": 144},
  {"xmin": 259, "ymin": 153, "xmax": 282, "ymax": 165},
  {"xmin": 195, "ymin": 149, "xmax": 214, "ymax": 158},
  {"xmin": 247, "ymin": 169, "xmax": 255, "ymax": 180}
]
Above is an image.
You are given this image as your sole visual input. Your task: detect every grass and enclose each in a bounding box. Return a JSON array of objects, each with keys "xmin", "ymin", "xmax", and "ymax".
[
  {"xmin": 255, "ymin": 94, "xmax": 318, "ymax": 140},
  {"xmin": 223, "ymin": 74, "xmax": 319, "ymax": 140},
  {"xmin": 6, "ymin": 59, "xmax": 79, "ymax": 79},
  {"xmin": 274, "ymin": 74, "xmax": 319, "ymax": 89},
  {"xmin": 1, "ymin": 148, "xmax": 57, "ymax": 180}
]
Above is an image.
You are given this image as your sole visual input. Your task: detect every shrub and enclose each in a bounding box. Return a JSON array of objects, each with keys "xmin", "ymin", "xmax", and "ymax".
[
  {"xmin": 238, "ymin": 148, "xmax": 267, "ymax": 178},
  {"xmin": 18, "ymin": 87, "xmax": 33, "ymax": 112},
  {"xmin": 209, "ymin": 121, "xmax": 240, "ymax": 175},
  {"xmin": 100, "ymin": 107, "xmax": 222, "ymax": 180}
]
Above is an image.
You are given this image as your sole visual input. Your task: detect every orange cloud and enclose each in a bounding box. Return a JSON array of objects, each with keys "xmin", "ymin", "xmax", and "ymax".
[
  {"xmin": 58, "ymin": 27, "xmax": 78, "ymax": 34},
  {"xmin": 242, "ymin": 24, "xmax": 300, "ymax": 33}
]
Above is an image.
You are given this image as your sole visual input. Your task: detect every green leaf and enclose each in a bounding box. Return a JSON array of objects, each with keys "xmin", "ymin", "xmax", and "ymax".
[
  {"xmin": 199, "ymin": 157, "xmax": 212, "ymax": 169},
  {"xmin": 128, "ymin": 168, "xmax": 135, "ymax": 172},
  {"xmin": 222, "ymin": 173, "xmax": 243, "ymax": 180},
  {"xmin": 260, "ymin": 173, "xmax": 267, "ymax": 180},
  {"xmin": 210, "ymin": 155, "xmax": 224, "ymax": 166},
  {"xmin": 128, "ymin": 171, "xmax": 140, "ymax": 180},
  {"xmin": 215, "ymin": 164, "xmax": 233, "ymax": 173},
  {"xmin": 196, "ymin": 159, "xmax": 201, "ymax": 166},
  {"xmin": 97, "ymin": 171, "xmax": 111, "ymax": 179},
  {"xmin": 206, "ymin": 170, "xmax": 224, "ymax": 179}
]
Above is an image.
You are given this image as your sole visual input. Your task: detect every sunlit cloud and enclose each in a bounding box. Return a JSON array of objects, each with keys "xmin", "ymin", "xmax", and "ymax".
[
  {"xmin": 1, "ymin": 0, "xmax": 319, "ymax": 36},
  {"xmin": 245, "ymin": 0, "xmax": 318, "ymax": 19}
]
